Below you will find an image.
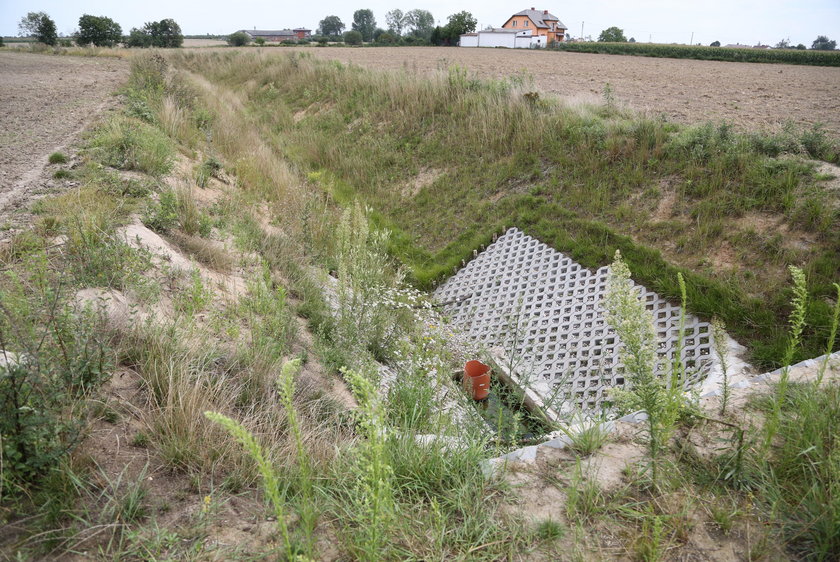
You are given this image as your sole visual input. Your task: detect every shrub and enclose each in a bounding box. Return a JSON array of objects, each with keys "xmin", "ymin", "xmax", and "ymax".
[
  {"xmin": 254, "ymin": 37, "xmax": 265, "ymax": 46},
  {"xmin": 227, "ymin": 31, "xmax": 250, "ymax": 47},
  {"xmin": 0, "ymin": 259, "xmax": 113, "ymax": 491},
  {"xmin": 343, "ymin": 30, "xmax": 363, "ymax": 46}
]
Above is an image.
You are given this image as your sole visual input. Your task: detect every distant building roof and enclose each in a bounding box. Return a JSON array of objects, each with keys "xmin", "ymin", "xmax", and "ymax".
[
  {"xmin": 508, "ymin": 8, "xmax": 567, "ymax": 30},
  {"xmin": 483, "ymin": 28, "xmax": 531, "ymax": 34},
  {"xmin": 242, "ymin": 29, "xmax": 296, "ymax": 37}
]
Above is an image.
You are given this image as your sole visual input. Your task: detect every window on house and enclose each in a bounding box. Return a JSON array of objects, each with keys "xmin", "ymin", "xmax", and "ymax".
[
  {"xmin": 524, "ymin": 20, "xmax": 529, "ymax": 26},
  {"xmin": 512, "ymin": 21, "xmax": 517, "ymax": 27}
]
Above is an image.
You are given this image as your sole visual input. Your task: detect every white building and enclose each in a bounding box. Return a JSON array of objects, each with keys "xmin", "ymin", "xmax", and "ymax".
[{"xmin": 459, "ymin": 28, "xmax": 546, "ymax": 49}]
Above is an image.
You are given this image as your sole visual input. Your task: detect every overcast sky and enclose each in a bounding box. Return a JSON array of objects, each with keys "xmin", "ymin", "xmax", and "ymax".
[{"xmin": 2, "ymin": 0, "xmax": 838, "ymax": 47}]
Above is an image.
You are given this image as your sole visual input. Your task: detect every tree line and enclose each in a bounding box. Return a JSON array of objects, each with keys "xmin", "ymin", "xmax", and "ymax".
[
  {"xmin": 596, "ymin": 25, "xmax": 836, "ymax": 51},
  {"xmin": 16, "ymin": 11, "xmax": 184, "ymax": 48},
  {"xmin": 314, "ymin": 9, "xmax": 477, "ymax": 46}
]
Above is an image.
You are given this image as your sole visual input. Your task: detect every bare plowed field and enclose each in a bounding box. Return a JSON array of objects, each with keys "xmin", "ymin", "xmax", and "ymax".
[
  {"xmin": 0, "ymin": 52, "xmax": 128, "ymax": 219},
  {"xmin": 288, "ymin": 46, "xmax": 840, "ymax": 137}
]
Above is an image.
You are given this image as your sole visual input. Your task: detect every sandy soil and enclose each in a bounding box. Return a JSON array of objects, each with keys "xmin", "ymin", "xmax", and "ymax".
[
  {"xmin": 286, "ymin": 46, "xmax": 840, "ymax": 137},
  {"xmin": 0, "ymin": 52, "xmax": 128, "ymax": 227}
]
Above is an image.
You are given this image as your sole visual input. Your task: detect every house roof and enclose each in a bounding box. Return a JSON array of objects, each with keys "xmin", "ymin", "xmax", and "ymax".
[
  {"xmin": 506, "ymin": 9, "xmax": 567, "ymax": 30},
  {"xmin": 242, "ymin": 29, "xmax": 296, "ymax": 37}
]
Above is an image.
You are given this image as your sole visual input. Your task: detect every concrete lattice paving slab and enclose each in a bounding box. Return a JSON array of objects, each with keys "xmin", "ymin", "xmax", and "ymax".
[{"xmin": 434, "ymin": 228, "xmax": 718, "ymax": 415}]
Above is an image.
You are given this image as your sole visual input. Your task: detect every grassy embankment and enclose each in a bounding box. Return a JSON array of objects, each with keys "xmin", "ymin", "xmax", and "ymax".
[
  {"xmin": 550, "ymin": 41, "xmax": 840, "ymax": 67},
  {"xmin": 169, "ymin": 49, "xmax": 840, "ymax": 368},
  {"xmin": 0, "ymin": 52, "xmax": 549, "ymax": 559}
]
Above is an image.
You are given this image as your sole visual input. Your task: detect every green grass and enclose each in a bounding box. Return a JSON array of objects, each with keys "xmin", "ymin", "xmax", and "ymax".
[
  {"xmin": 165, "ymin": 50, "xmax": 839, "ymax": 368},
  {"xmin": 48, "ymin": 152, "xmax": 67, "ymax": 164},
  {"xmin": 89, "ymin": 115, "xmax": 174, "ymax": 177},
  {"xmin": 550, "ymin": 41, "xmax": 840, "ymax": 67},
  {"xmin": 751, "ymin": 382, "xmax": 840, "ymax": 558}
]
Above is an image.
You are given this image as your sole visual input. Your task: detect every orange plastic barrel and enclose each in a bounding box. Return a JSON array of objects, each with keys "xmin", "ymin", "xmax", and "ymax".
[{"xmin": 463, "ymin": 360, "xmax": 491, "ymax": 401}]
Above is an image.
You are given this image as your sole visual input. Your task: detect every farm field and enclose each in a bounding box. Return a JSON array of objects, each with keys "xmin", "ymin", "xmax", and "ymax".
[
  {"xmin": 0, "ymin": 51, "xmax": 127, "ymax": 229},
  {"xmin": 285, "ymin": 46, "xmax": 840, "ymax": 137},
  {"xmin": 182, "ymin": 38, "xmax": 228, "ymax": 47}
]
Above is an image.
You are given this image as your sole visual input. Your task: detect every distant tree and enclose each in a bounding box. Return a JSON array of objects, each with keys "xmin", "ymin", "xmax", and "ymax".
[
  {"xmin": 628, "ymin": 37, "xmax": 636, "ymax": 43},
  {"xmin": 254, "ymin": 37, "xmax": 265, "ymax": 45},
  {"xmin": 811, "ymin": 35, "xmax": 836, "ymax": 50},
  {"xmin": 446, "ymin": 11, "xmax": 477, "ymax": 38},
  {"xmin": 352, "ymin": 9, "xmax": 376, "ymax": 42},
  {"xmin": 77, "ymin": 15, "xmax": 122, "ymax": 47},
  {"xmin": 710, "ymin": 40, "xmax": 721, "ymax": 47},
  {"xmin": 385, "ymin": 9, "xmax": 405, "ymax": 36},
  {"xmin": 795, "ymin": 43, "xmax": 806, "ymax": 50},
  {"xmin": 774, "ymin": 38, "xmax": 790, "ymax": 49},
  {"xmin": 318, "ymin": 15, "xmax": 345, "ymax": 37},
  {"xmin": 226, "ymin": 31, "xmax": 250, "ymax": 47},
  {"xmin": 127, "ymin": 19, "xmax": 183, "ymax": 48},
  {"xmin": 18, "ymin": 12, "xmax": 57, "ymax": 45},
  {"xmin": 149, "ymin": 19, "xmax": 183, "ymax": 47},
  {"xmin": 343, "ymin": 30, "xmax": 363, "ymax": 45},
  {"xmin": 127, "ymin": 28, "xmax": 152, "ymax": 47},
  {"xmin": 405, "ymin": 9, "xmax": 435, "ymax": 40},
  {"xmin": 0, "ymin": 36, "xmax": 4, "ymax": 47},
  {"xmin": 598, "ymin": 26, "xmax": 627, "ymax": 42}
]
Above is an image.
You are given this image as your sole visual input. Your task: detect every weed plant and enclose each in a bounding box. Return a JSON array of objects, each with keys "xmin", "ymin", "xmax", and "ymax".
[
  {"xmin": 0, "ymin": 257, "xmax": 113, "ymax": 493},
  {"xmin": 341, "ymin": 365, "xmax": 394, "ymax": 559},
  {"xmin": 276, "ymin": 358, "xmax": 317, "ymax": 553},
  {"xmin": 334, "ymin": 203, "xmax": 403, "ymax": 363},
  {"xmin": 604, "ymin": 251, "xmax": 688, "ymax": 487},
  {"xmin": 205, "ymin": 411, "xmax": 295, "ymax": 558}
]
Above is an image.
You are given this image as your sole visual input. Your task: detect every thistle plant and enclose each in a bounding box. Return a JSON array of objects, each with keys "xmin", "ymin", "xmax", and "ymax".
[
  {"xmin": 204, "ymin": 411, "xmax": 294, "ymax": 559},
  {"xmin": 276, "ymin": 358, "xmax": 316, "ymax": 553},
  {"xmin": 341, "ymin": 365, "xmax": 394, "ymax": 560},
  {"xmin": 763, "ymin": 266, "xmax": 808, "ymax": 452}
]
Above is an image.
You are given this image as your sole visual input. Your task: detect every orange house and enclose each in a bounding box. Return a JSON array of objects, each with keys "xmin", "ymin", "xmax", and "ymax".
[{"xmin": 502, "ymin": 8, "xmax": 567, "ymax": 43}]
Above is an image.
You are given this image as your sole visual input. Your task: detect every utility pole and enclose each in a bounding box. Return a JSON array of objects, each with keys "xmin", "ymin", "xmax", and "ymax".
[
  {"xmin": 581, "ymin": 21, "xmax": 584, "ymax": 41},
  {"xmin": 690, "ymin": 31, "xmax": 694, "ymax": 45}
]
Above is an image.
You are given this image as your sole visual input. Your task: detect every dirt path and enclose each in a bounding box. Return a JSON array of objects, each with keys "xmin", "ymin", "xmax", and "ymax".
[
  {"xmin": 0, "ymin": 52, "xmax": 128, "ymax": 229},
  {"xmin": 285, "ymin": 46, "xmax": 840, "ymax": 138}
]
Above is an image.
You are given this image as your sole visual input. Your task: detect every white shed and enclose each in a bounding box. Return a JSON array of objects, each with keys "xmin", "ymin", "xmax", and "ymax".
[{"xmin": 459, "ymin": 28, "xmax": 543, "ymax": 49}]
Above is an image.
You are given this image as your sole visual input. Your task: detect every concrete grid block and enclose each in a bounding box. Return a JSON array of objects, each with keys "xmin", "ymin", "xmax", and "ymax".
[{"xmin": 434, "ymin": 228, "xmax": 719, "ymax": 416}]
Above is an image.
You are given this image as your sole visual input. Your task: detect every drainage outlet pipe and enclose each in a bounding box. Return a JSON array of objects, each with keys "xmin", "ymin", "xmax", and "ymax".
[{"xmin": 463, "ymin": 360, "xmax": 491, "ymax": 401}]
